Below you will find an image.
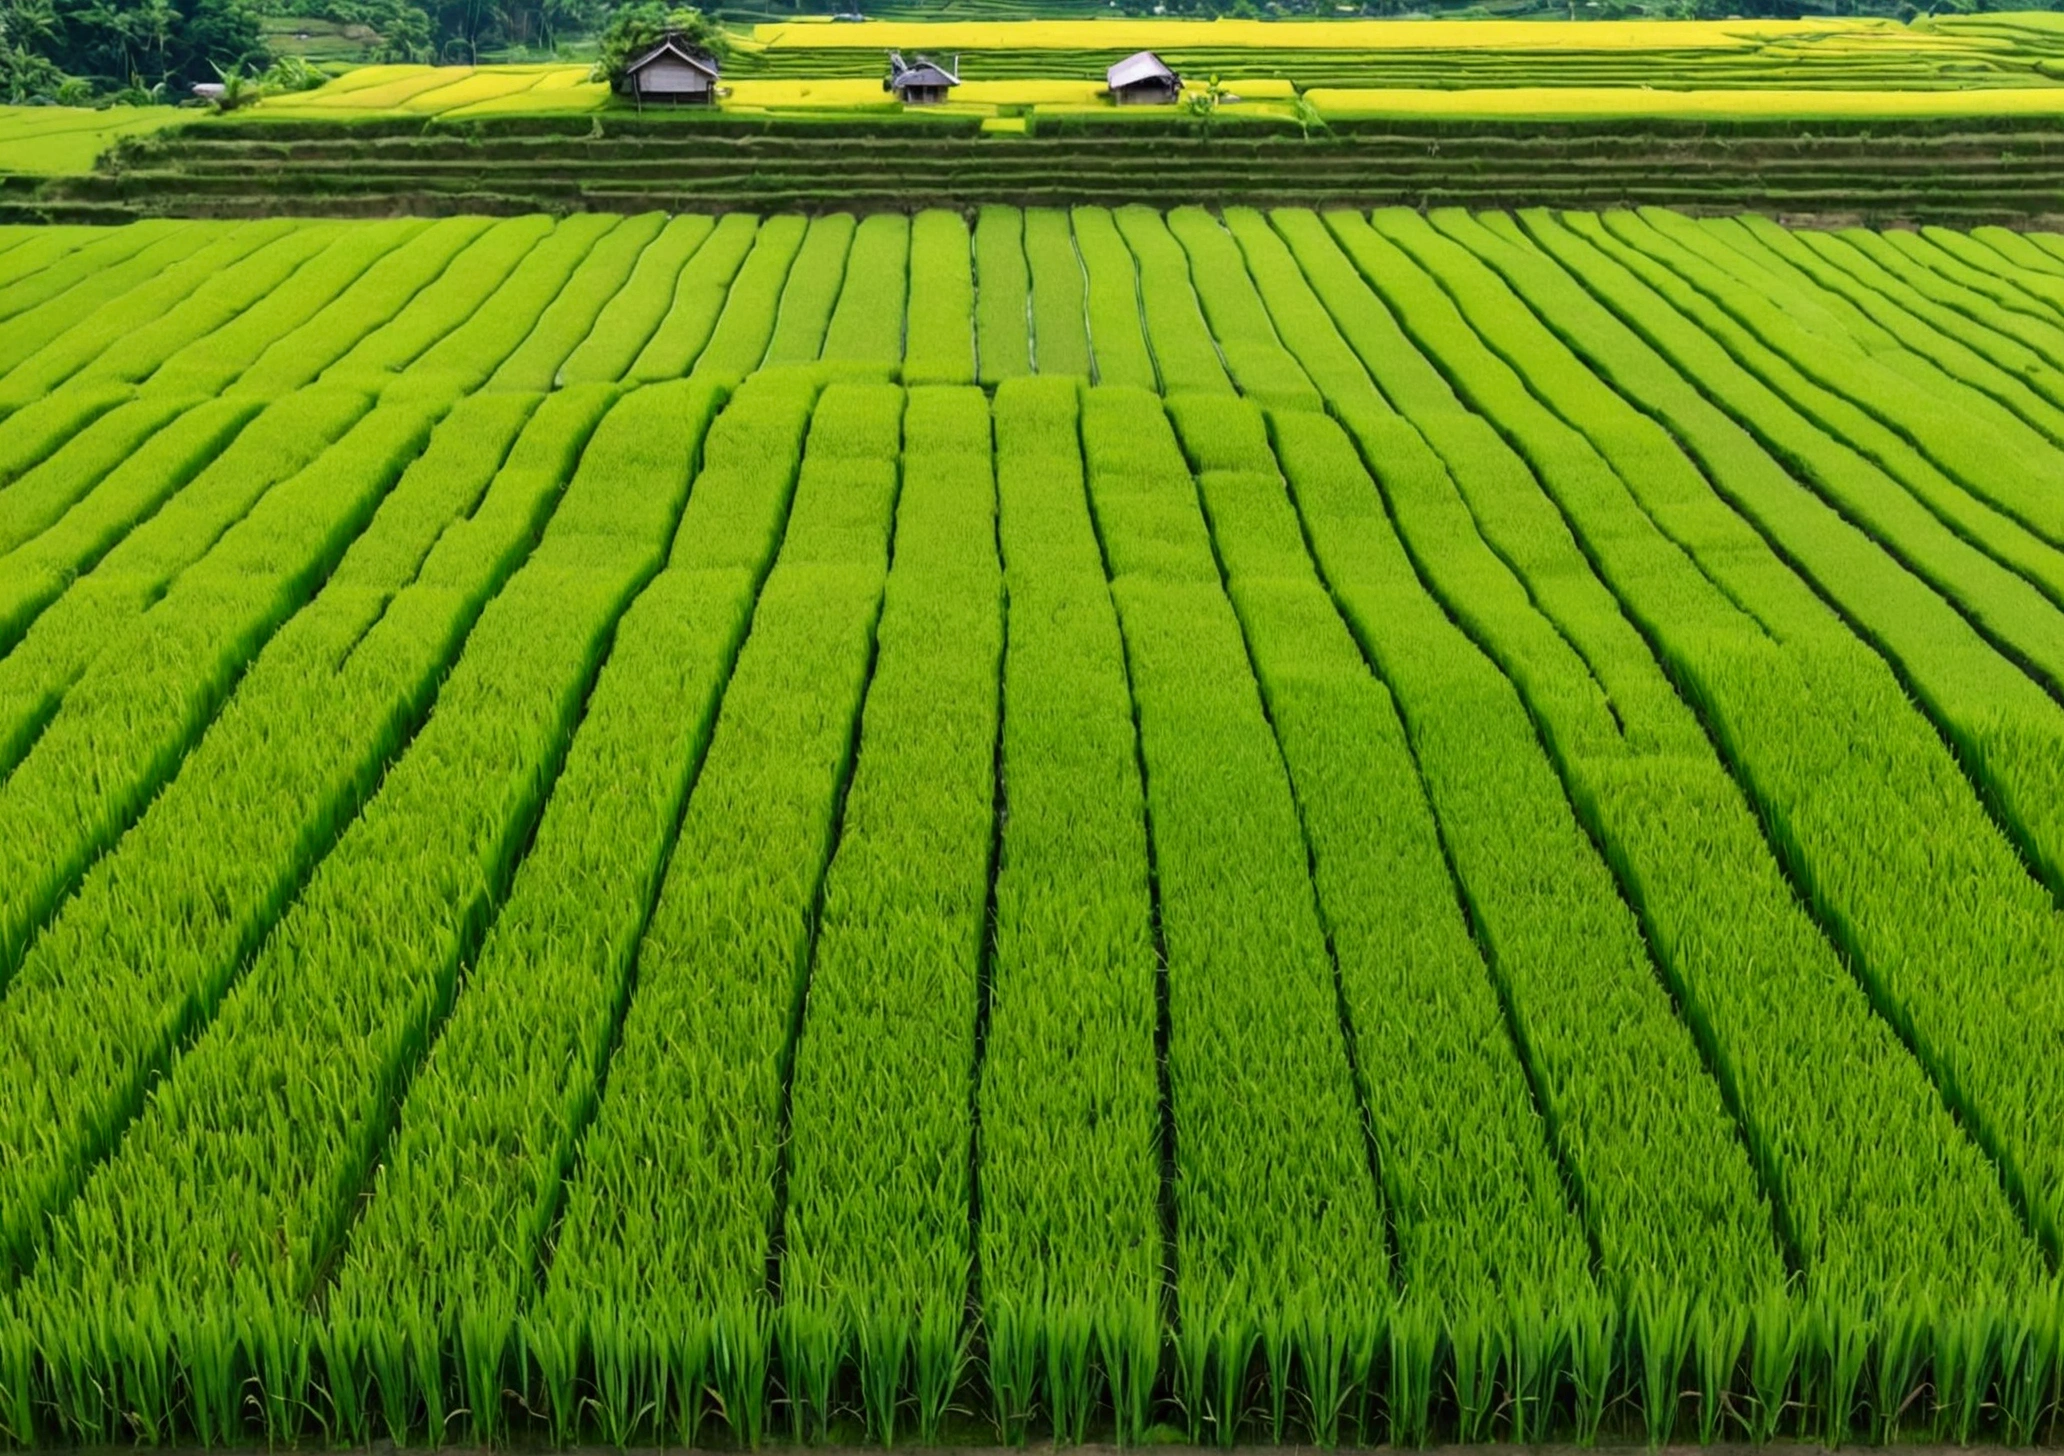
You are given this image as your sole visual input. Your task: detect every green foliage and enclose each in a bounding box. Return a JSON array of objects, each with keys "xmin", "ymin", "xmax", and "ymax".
[{"xmin": 592, "ymin": 1, "xmax": 725, "ymax": 86}]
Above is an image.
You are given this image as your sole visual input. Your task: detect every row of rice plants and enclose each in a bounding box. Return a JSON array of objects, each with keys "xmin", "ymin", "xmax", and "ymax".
[
  {"xmin": 689, "ymin": 214, "xmax": 809, "ymax": 388},
  {"xmin": 0, "ymin": 220, "xmax": 530, "ymax": 670},
  {"xmin": 978, "ymin": 375, "xmax": 1161, "ymax": 1444},
  {"xmin": 974, "ymin": 204, "xmax": 1029, "ymax": 387},
  {"xmin": 1751, "ymin": 222, "xmax": 2064, "ymax": 446},
  {"xmin": 822, "ymin": 214, "xmax": 911, "ymax": 375},
  {"xmin": 534, "ymin": 382, "xmax": 905, "ymax": 1449},
  {"xmin": 0, "ymin": 393, "xmax": 439, "ymax": 1021},
  {"xmin": 1164, "ymin": 209, "xmax": 1320, "ymax": 411},
  {"xmin": 1904, "ymin": 225, "xmax": 2064, "ymax": 314},
  {"xmin": 1068, "ymin": 207, "xmax": 1157, "ymax": 391},
  {"xmin": 764, "ymin": 214, "xmax": 859, "ymax": 369},
  {"xmin": 1166, "ymin": 390, "xmax": 1600, "ymax": 1443},
  {"xmin": 487, "ymin": 215, "xmax": 664, "ymax": 393},
  {"xmin": 1024, "ymin": 207, "xmax": 1091, "ymax": 378},
  {"xmin": 1796, "ymin": 224, "xmax": 2064, "ymax": 424},
  {"xmin": 0, "ymin": 223, "xmax": 305, "ymax": 414},
  {"xmin": 0, "ymin": 384, "xmax": 131, "ymax": 494},
  {"xmin": 33, "ymin": 224, "xmax": 344, "ymax": 400},
  {"xmin": 780, "ymin": 384, "xmax": 1003, "ymax": 1442},
  {"xmin": 626, "ymin": 214, "xmax": 762, "ymax": 385},
  {"xmin": 0, "ymin": 227, "xmax": 116, "ymax": 297},
  {"xmin": 1245, "ymin": 211, "xmax": 1789, "ymax": 1435},
  {"xmin": 1, "ymin": 380, "xmax": 721, "ymax": 1446},
  {"xmin": 557, "ymin": 215, "xmax": 716, "ymax": 387},
  {"xmin": 1110, "ymin": 208, "xmax": 1232, "ymax": 397},
  {"xmin": 227, "ymin": 217, "xmax": 500, "ymax": 400},
  {"xmin": 0, "ymin": 386, "xmax": 373, "ymax": 793},
  {"xmin": 0, "ymin": 390, "xmax": 577, "ymax": 1312},
  {"xmin": 383, "ymin": 215, "xmax": 623, "ymax": 406},
  {"xmin": 1609, "ymin": 210, "xmax": 2064, "ymax": 555},
  {"xmin": 144, "ymin": 219, "xmax": 436, "ymax": 399},
  {"xmin": 1076, "ymin": 384, "xmax": 1388, "ymax": 1445},
  {"xmin": 317, "ymin": 216, "xmax": 557, "ymax": 398},
  {"xmin": 1476, "ymin": 210, "xmax": 2064, "ymax": 933},
  {"xmin": 905, "ymin": 210, "xmax": 975, "ymax": 386},
  {"xmin": 0, "ymin": 223, "xmax": 216, "ymax": 377},
  {"xmin": 326, "ymin": 374, "xmax": 819, "ymax": 1445},
  {"xmin": 1336, "ymin": 209, "xmax": 2051, "ymax": 1432},
  {"xmin": 1351, "ymin": 208, "xmax": 2064, "ymax": 1435},
  {"xmin": 0, "ymin": 396, "xmax": 195, "ymax": 556},
  {"xmin": 1513, "ymin": 211, "xmax": 2064, "ymax": 706},
  {"xmin": 0, "ymin": 401, "xmax": 257, "ymax": 654}
]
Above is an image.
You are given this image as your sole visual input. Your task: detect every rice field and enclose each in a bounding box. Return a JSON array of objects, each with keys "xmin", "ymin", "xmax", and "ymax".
[{"xmin": 2, "ymin": 204, "xmax": 2064, "ymax": 1449}]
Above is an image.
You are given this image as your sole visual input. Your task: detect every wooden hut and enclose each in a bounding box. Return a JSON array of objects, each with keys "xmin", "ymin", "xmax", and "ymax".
[
  {"xmin": 1105, "ymin": 50, "xmax": 1181, "ymax": 104},
  {"xmin": 886, "ymin": 51, "xmax": 960, "ymax": 105},
  {"xmin": 620, "ymin": 34, "xmax": 721, "ymax": 106}
]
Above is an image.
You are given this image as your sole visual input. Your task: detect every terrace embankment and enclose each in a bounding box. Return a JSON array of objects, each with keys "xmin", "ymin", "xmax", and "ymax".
[{"xmin": 12, "ymin": 114, "xmax": 2064, "ymax": 224}]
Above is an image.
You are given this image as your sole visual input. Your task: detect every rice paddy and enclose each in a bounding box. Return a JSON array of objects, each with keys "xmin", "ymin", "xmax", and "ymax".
[{"xmin": 0, "ymin": 203, "xmax": 2062, "ymax": 1447}]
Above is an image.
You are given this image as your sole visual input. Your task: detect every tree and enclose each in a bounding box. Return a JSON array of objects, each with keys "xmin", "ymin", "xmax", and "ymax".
[
  {"xmin": 593, "ymin": 2, "xmax": 725, "ymax": 86},
  {"xmin": 0, "ymin": 0, "xmax": 263, "ymax": 96}
]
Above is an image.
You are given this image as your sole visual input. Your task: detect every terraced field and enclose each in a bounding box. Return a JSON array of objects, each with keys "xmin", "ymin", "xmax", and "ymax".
[{"xmin": 3, "ymin": 205, "xmax": 2064, "ymax": 1449}]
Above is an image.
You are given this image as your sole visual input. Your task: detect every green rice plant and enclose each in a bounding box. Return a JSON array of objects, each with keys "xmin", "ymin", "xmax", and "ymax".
[
  {"xmin": 1078, "ymin": 384, "xmax": 1387, "ymax": 1446},
  {"xmin": 1167, "ymin": 390, "xmax": 1599, "ymax": 1444},
  {"xmin": 780, "ymin": 384, "xmax": 1001, "ymax": 1444},
  {"xmin": 0, "ymin": 390, "xmax": 595, "ymax": 1310},
  {"xmin": 1909, "ymin": 227, "xmax": 2064, "ymax": 319},
  {"xmin": 1110, "ymin": 207, "xmax": 1233, "ymax": 397},
  {"xmin": 557, "ymin": 214, "xmax": 717, "ymax": 386},
  {"xmin": 328, "ymin": 377, "xmax": 815, "ymax": 1446},
  {"xmin": 1274, "ymin": 205, "xmax": 1792, "ymax": 1427},
  {"xmin": 52, "ymin": 224, "xmax": 347, "ymax": 395},
  {"xmin": 0, "ymin": 396, "xmax": 196, "ymax": 557},
  {"xmin": 228, "ymin": 216, "xmax": 502, "ymax": 399},
  {"xmin": 904, "ymin": 210, "xmax": 975, "ymax": 386},
  {"xmin": 0, "ymin": 381, "xmax": 132, "ymax": 495},
  {"xmin": 488, "ymin": 213, "xmax": 664, "ymax": 392},
  {"xmin": 1069, "ymin": 207, "xmax": 1157, "ymax": 392},
  {"xmin": 1604, "ymin": 209, "xmax": 2064, "ymax": 553},
  {"xmin": 0, "ymin": 222, "xmax": 211, "ymax": 364},
  {"xmin": 0, "ymin": 397, "xmax": 441, "ymax": 1002},
  {"xmin": 1821, "ymin": 225, "xmax": 2064, "ymax": 415},
  {"xmin": 980, "ymin": 375, "xmax": 1161, "ymax": 1446},
  {"xmin": 383, "ymin": 214, "xmax": 624, "ymax": 405},
  {"xmin": 1369, "ymin": 206, "xmax": 2054, "ymax": 1425},
  {"xmin": 974, "ymin": 204, "xmax": 1031, "ymax": 385},
  {"xmin": 687, "ymin": 214, "xmax": 811, "ymax": 388},
  {"xmin": 317, "ymin": 215, "xmax": 556, "ymax": 396},
  {"xmin": 0, "ymin": 226, "xmax": 114, "ymax": 297},
  {"xmin": 821, "ymin": 213, "xmax": 911, "ymax": 374},
  {"xmin": 0, "ymin": 399, "xmax": 257, "ymax": 655},
  {"xmin": 1357, "ymin": 207, "xmax": 2064, "ymax": 1429},
  {"xmin": 0, "ymin": 386, "xmax": 373, "ymax": 784},
  {"xmin": 1538, "ymin": 212, "xmax": 2064, "ymax": 660},
  {"xmin": 763, "ymin": 213, "xmax": 859, "ymax": 367},
  {"xmin": 0, "ymin": 222, "xmax": 303, "ymax": 414},
  {"xmin": 1163, "ymin": 209, "xmax": 1320, "ymax": 411},
  {"xmin": 6, "ymin": 379, "xmax": 717, "ymax": 1447},
  {"xmin": 535, "ymin": 381, "xmax": 903, "ymax": 1450},
  {"xmin": 1024, "ymin": 208, "xmax": 1092, "ymax": 379},
  {"xmin": 1744, "ymin": 219, "xmax": 2064, "ymax": 435},
  {"xmin": 628, "ymin": 213, "xmax": 762, "ymax": 384}
]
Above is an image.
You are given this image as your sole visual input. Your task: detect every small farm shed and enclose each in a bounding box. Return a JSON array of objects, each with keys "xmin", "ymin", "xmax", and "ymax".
[
  {"xmin": 620, "ymin": 35, "xmax": 721, "ymax": 105},
  {"xmin": 886, "ymin": 51, "xmax": 961, "ymax": 105},
  {"xmin": 1106, "ymin": 51, "xmax": 1181, "ymax": 104}
]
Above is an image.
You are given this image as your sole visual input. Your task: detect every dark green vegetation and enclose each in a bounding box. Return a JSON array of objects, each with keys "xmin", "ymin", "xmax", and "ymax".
[
  {"xmin": 2, "ymin": 205, "xmax": 2064, "ymax": 1446},
  {"xmin": 11, "ymin": 112, "xmax": 2064, "ymax": 223}
]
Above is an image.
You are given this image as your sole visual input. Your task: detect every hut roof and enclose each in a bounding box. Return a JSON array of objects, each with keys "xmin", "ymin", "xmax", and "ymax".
[
  {"xmin": 625, "ymin": 35, "xmax": 722, "ymax": 78},
  {"xmin": 1107, "ymin": 50, "xmax": 1177, "ymax": 88},
  {"xmin": 887, "ymin": 50, "xmax": 960, "ymax": 87}
]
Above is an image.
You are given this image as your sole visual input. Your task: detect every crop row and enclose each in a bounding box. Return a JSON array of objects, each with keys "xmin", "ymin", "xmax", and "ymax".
[{"xmin": 5, "ymin": 207, "xmax": 2064, "ymax": 1444}]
